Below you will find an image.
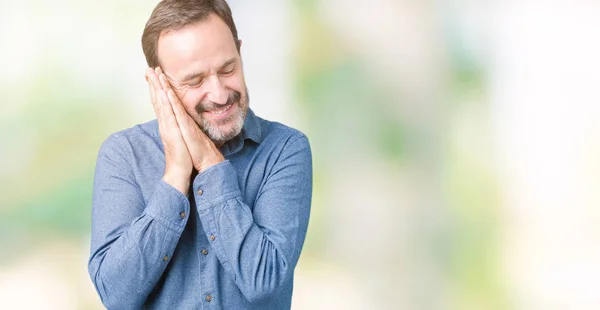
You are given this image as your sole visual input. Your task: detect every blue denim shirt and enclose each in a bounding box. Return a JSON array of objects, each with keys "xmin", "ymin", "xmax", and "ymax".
[{"xmin": 88, "ymin": 109, "xmax": 312, "ymax": 309}]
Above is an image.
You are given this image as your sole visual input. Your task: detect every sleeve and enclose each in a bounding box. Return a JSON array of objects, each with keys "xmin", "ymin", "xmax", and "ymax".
[
  {"xmin": 87, "ymin": 134, "xmax": 190, "ymax": 309},
  {"xmin": 192, "ymin": 134, "xmax": 312, "ymax": 303}
]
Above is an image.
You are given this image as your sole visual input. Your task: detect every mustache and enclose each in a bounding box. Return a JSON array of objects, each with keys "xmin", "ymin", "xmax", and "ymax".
[{"xmin": 195, "ymin": 91, "xmax": 241, "ymax": 114}]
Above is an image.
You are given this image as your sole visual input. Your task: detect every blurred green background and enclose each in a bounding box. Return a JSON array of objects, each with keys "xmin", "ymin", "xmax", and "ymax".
[{"xmin": 1, "ymin": 1, "xmax": 600, "ymax": 309}]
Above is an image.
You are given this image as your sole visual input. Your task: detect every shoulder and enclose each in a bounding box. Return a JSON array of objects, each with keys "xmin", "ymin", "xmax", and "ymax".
[
  {"xmin": 257, "ymin": 116, "xmax": 310, "ymax": 151},
  {"xmin": 110, "ymin": 119, "xmax": 159, "ymax": 140},
  {"xmin": 98, "ymin": 119, "xmax": 160, "ymax": 156}
]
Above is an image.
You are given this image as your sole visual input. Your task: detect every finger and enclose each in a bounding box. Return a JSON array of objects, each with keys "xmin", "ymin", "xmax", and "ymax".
[
  {"xmin": 155, "ymin": 69, "xmax": 181, "ymax": 115},
  {"xmin": 147, "ymin": 67, "xmax": 163, "ymax": 107},
  {"xmin": 157, "ymin": 90, "xmax": 188, "ymax": 146},
  {"xmin": 158, "ymin": 90, "xmax": 179, "ymax": 129},
  {"xmin": 148, "ymin": 67, "xmax": 163, "ymax": 91},
  {"xmin": 158, "ymin": 72, "xmax": 172, "ymax": 94},
  {"xmin": 160, "ymin": 76, "xmax": 193, "ymax": 131},
  {"xmin": 145, "ymin": 68, "xmax": 156, "ymax": 101},
  {"xmin": 167, "ymin": 88, "xmax": 199, "ymax": 140},
  {"xmin": 146, "ymin": 76, "xmax": 156, "ymax": 107},
  {"xmin": 148, "ymin": 69, "xmax": 177, "ymax": 134},
  {"xmin": 167, "ymin": 88, "xmax": 191, "ymax": 121},
  {"xmin": 147, "ymin": 68, "xmax": 166, "ymax": 123},
  {"xmin": 149, "ymin": 69, "xmax": 189, "ymax": 159},
  {"xmin": 156, "ymin": 71, "xmax": 186, "ymax": 134},
  {"xmin": 167, "ymin": 88, "xmax": 208, "ymax": 150},
  {"xmin": 156, "ymin": 67, "xmax": 169, "ymax": 89}
]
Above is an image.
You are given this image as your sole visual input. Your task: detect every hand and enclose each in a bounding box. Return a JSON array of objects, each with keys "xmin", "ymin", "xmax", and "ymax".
[
  {"xmin": 155, "ymin": 68, "xmax": 225, "ymax": 173},
  {"xmin": 146, "ymin": 67, "xmax": 192, "ymax": 194}
]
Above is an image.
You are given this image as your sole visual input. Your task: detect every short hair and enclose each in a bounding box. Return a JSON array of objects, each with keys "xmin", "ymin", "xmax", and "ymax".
[{"xmin": 141, "ymin": 0, "xmax": 240, "ymax": 68}]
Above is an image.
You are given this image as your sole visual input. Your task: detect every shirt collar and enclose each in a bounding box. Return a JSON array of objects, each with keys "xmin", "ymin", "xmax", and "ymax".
[
  {"xmin": 240, "ymin": 108, "xmax": 263, "ymax": 144},
  {"xmin": 218, "ymin": 108, "xmax": 262, "ymax": 156}
]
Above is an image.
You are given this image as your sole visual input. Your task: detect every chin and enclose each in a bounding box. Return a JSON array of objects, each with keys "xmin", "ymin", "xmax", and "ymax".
[
  {"xmin": 208, "ymin": 125, "xmax": 241, "ymax": 144},
  {"xmin": 202, "ymin": 104, "xmax": 247, "ymax": 144}
]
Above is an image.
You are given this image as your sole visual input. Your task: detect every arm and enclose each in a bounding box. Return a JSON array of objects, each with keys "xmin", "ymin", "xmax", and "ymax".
[
  {"xmin": 152, "ymin": 69, "xmax": 312, "ymax": 302},
  {"xmin": 193, "ymin": 135, "xmax": 312, "ymax": 303},
  {"xmin": 88, "ymin": 68, "xmax": 202, "ymax": 309},
  {"xmin": 88, "ymin": 134, "xmax": 190, "ymax": 309}
]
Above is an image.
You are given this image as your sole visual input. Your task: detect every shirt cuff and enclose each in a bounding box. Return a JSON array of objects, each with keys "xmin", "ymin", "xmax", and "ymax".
[
  {"xmin": 144, "ymin": 180, "xmax": 191, "ymax": 233},
  {"xmin": 192, "ymin": 160, "xmax": 242, "ymax": 210}
]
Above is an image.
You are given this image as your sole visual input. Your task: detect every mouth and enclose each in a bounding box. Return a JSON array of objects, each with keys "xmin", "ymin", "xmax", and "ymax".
[{"xmin": 203, "ymin": 102, "xmax": 235, "ymax": 120}]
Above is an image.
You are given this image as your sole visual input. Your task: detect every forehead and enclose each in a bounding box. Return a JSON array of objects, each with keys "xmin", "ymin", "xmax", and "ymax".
[{"xmin": 157, "ymin": 14, "xmax": 239, "ymax": 77}]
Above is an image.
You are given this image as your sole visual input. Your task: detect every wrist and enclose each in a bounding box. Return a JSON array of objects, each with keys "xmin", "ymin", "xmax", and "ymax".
[
  {"xmin": 196, "ymin": 154, "xmax": 225, "ymax": 173},
  {"xmin": 162, "ymin": 170, "xmax": 190, "ymax": 195}
]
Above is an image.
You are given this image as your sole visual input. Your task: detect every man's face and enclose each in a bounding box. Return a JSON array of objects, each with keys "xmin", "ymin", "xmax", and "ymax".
[{"xmin": 157, "ymin": 14, "xmax": 249, "ymax": 145}]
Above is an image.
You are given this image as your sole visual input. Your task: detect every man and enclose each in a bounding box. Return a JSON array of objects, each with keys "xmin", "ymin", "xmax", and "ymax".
[{"xmin": 88, "ymin": 0, "xmax": 312, "ymax": 309}]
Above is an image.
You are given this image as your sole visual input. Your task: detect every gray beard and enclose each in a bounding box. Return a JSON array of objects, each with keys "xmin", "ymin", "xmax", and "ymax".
[
  {"xmin": 200, "ymin": 89, "xmax": 249, "ymax": 144},
  {"xmin": 201, "ymin": 102, "xmax": 247, "ymax": 145}
]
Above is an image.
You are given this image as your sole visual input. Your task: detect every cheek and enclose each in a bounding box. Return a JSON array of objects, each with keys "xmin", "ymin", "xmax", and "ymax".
[{"xmin": 223, "ymin": 75, "xmax": 245, "ymax": 93}]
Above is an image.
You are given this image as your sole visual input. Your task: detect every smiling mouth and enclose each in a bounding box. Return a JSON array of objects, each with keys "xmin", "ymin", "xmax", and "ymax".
[
  {"xmin": 207, "ymin": 103, "xmax": 232, "ymax": 116},
  {"xmin": 203, "ymin": 102, "xmax": 235, "ymax": 120},
  {"xmin": 197, "ymin": 90, "xmax": 242, "ymax": 120}
]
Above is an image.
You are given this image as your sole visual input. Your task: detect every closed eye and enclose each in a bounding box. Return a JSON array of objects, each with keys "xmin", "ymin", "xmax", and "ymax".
[
  {"xmin": 187, "ymin": 78, "xmax": 204, "ymax": 87},
  {"xmin": 219, "ymin": 67, "xmax": 235, "ymax": 76}
]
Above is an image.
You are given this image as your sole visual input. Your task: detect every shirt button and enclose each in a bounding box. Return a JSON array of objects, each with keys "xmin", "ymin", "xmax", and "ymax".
[
  {"xmin": 210, "ymin": 235, "xmax": 216, "ymax": 241},
  {"xmin": 163, "ymin": 255, "xmax": 169, "ymax": 262},
  {"xmin": 201, "ymin": 249, "xmax": 208, "ymax": 255},
  {"xmin": 205, "ymin": 294, "xmax": 212, "ymax": 302},
  {"xmin": 180, "ymin": 212, "xmax": 186, "ymax": 219},
  {"xmin": 197, "ymin": 189, "xmax": 204, "ymax": 196}
]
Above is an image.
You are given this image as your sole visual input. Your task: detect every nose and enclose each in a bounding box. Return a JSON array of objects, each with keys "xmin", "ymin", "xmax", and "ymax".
[{"xmin": 204, "ymin": 75, "xmax": 228, "ymax": 105}]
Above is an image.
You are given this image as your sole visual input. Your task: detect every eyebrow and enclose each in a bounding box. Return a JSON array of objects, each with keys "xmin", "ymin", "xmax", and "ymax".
[{"xmin": 179, "ymin": 58, "xmax": 237, "ymax": 83}]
